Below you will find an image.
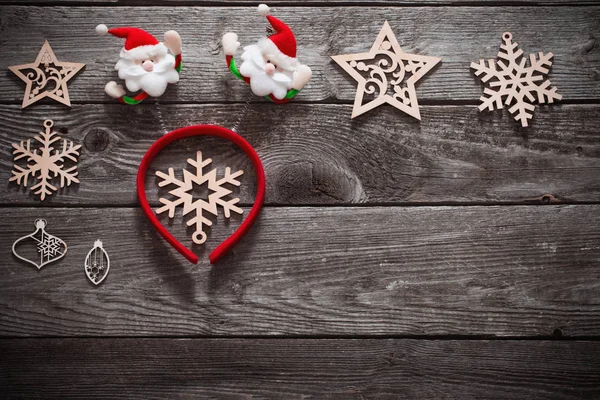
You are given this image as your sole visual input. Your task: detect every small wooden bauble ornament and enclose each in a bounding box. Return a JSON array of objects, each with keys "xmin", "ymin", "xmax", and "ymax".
[
  {"xmin": 84, "ymin": 240, "xmax": 110, "ymax": 285},
  {"xmin": 12, "ymin": 219, "xmax": 67, "ymax": 270}
]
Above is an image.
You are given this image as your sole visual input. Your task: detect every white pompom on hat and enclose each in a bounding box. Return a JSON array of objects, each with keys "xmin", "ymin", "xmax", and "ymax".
[
  {"xmin": 96, "ymin": 24, "xmax": 109, "ymax": 35},
  {"xmin": 258, "ymin": 4, "xmax": 270, "ymax": 16}
]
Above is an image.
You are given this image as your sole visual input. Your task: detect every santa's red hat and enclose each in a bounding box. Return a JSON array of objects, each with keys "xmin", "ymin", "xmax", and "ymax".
[
  {"xmin": 96, "ymin": 24, "xmax": 167, "ymax": 59},
  {"xmin": 257, "ymin": 4, "xmax": 298, "ymax": 69}
]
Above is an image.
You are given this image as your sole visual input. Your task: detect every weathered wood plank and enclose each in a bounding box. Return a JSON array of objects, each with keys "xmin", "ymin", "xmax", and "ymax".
[
  {"xmin": 1, "ymin": 205, "xmax": 599, "ymax": 337},
  {"xmin": 1, "ymin": 338, "xmax": 599, "ymax": 399},
  {"xmin": 3, "ymin": 0, "xmax": 600, "ymax": 5},
  {"xmin": 1, "ymin": 104, "xmax": 599, "ymax": 206},
  {"xmin": 0, "ymin": 6, "xmax": 598, "ymax": 103}
]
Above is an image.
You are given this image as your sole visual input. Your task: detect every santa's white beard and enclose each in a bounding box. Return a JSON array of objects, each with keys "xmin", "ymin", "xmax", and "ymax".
[
  {"xmin": 239, "ymin": 44, "xmax": 293, "ymax": 100},
  {"xmin": 115, "ymin": 54, "xmax": 179, "ymax": 97}
]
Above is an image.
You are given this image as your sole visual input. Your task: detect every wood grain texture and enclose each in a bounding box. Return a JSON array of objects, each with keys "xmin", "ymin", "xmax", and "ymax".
[
  {"xmin": 1, "ymin": 104, "xmax": 599, "ymax": 206},
  {"xmin": 0, "ymin": 6, "xmax": 598, "ymax": 103},
  {"xmin": 3, "ymin": 0, "xmax": 600, "ymax": 5},
  {"xmin": 1, "ymin": 338, "xmax": 600, "ymax": 399},
  {"xmin": 1, "ymin": 205, "xmax": 599, "ymax": 337},
  {"xmin": 1, "ymin": 0, "xmax": 599, "ymax": 397}
]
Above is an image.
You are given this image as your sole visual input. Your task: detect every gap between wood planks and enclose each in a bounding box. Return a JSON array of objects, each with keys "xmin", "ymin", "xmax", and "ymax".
[
  {"xmin": 0, "ymin": 201, "xmax": 599, "ymax": 208},
  {"xmin": 1, "ymin": 99, "xmax": 600, "ymax": 106},
  {"xmin": 1, "ymin": 332, "xmax": 600, "ymax": 340}
]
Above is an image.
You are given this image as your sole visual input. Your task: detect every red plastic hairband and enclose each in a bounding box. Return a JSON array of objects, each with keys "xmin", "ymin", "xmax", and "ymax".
[{"xmin": 136, "ymin": 125, "xmax": 265, "ymax": 264}]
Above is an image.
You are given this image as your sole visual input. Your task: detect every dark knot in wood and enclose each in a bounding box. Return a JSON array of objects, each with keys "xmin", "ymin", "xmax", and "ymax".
[{"xmin": 84, "ymin": 129, "xmax": 110, "ymax": 153}]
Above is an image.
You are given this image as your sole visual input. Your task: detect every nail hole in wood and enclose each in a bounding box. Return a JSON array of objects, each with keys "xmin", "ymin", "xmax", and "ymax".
[
  {"xmin": 553, "ymin": 328, "xmax": 563, "ymax": 338},
  {"xmin": 541, "ymin": 195, "xmax": 551, "ymax": 204},
  {"xmin": 576, "ymin": 146, "xmax": 583, "ymax": 156},
  {"xmin": 84, "ymin": 129, "xmax": 110, "ymax": 153}
]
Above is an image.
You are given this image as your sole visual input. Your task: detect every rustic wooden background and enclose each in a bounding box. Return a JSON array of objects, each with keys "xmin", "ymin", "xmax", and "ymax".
[{"xmin": 1, "ymin": 0, "xmax": 599, "ymax": 398}]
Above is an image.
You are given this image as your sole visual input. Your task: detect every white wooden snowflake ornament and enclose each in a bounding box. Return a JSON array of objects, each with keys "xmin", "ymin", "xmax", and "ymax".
[
  {"xmin": 155, "ymin": 151, "xmax": 244, "ymax": 245},
  {"xmin": 9, "ymin": 120, "xmax": 81, "ymax": 200},
  {"xmin": 471, "ymin": 32, "xmax": 562, "ymax": 127}
]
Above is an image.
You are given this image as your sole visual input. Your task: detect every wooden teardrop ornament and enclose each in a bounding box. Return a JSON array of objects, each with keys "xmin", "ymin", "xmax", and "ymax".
[{"xmin": 84, "ymin": 240, "xmax": 110, "ymax": 285}]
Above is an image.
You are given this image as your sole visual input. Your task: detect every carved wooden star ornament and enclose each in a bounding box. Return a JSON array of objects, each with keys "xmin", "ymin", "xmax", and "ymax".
[
  {"xmin": 331, "ymin": 21, "xmax": 441, "ymax": 120},
  {"xmin": 8, "ymin": 41, "xmax": 85, "ymax": 108}
]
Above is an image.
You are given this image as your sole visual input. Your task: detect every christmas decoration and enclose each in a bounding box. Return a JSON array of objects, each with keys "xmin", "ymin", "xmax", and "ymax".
[
  {"xmin": 12, "ymin": 219, "xmax": 67, "ymax": 270},
  {"xmin": 96, "ymin": 24, "xmax": 182, "ymax": 104},
  {"xmin": 222, "ymin": 4, "xmax": 312, "ymax": 103},
  {"xmin": 9, "ymin": 120, "xmax": 81, "ymax": 201},
  {"xmin": 156, "ymin": 151, "xmax": 244, "ymax": 245},
  {"xmin": 84, "ymin": 240, "xmax": 110, "ymax": 285},
  {"xmin": 8, "ymin": 41, "xmax": 85, "ymax": 108},
  {"xmin": 137, "ymin": 125, "xmax": 265, "ymax": 264},
  {"xmin": 331, "ymin": 21, "xmax": 441, "ymax": 120},
  {"xmin": 471, "ymin": 32, "xmax": 562, "ymax": 127}
]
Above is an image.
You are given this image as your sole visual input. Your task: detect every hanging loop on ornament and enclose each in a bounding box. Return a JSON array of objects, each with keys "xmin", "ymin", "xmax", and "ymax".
[
  {"xmin": 43, "ymin": 119, "xmax": 53, "ymax": 129},
  {"xmin": 193, "ymin": 230, "xmax": 207, "ymax": 245},
  {"xmin": 12, "ymin": 219, "xmax": 67, "ymax": 270},
  {"xmin": 84, "ymin": 240, "xmax": 110, "ymax": 285}
]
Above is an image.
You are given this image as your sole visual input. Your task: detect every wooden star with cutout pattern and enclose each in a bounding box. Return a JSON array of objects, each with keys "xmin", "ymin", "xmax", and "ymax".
[
  {"xmin": 331, "ymin": 21, "xmax": 441, "ymax": 120},
  {"xmin": 9, "ymin": 41, "xmax": 85, "ymax": 108}
]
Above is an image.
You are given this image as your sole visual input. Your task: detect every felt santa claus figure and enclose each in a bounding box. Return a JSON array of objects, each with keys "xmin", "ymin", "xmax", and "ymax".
[
  {"xmin": 96, "ymin": 24, "xmax": 182, "ymax": 104},
  {"xmin": 222, "ymin": 4, "xmax": 312, "ymax": 104}
]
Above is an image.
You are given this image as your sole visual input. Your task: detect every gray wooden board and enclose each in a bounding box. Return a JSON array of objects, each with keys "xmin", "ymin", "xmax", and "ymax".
[
  {"xmin": 1, "ymin": 104, "xmax": 599, "ymax": 206},
  {"xmin": 1, "ymin": 205, "xmax": 599, "ymax": 337},
  {"xmin": 3, "ymin": 0, "xmax": 600, "ymax": 5},
  {"xmin": 1, "ymin": 1, "xmax": 599, "ymax": 396},
  {"xmin": 1, "ymin": 338, "xmax": 600, "ymax": 399},
  {"xmin": 0, "ymin": 6, "xmax": 598, "ymax": 103}
]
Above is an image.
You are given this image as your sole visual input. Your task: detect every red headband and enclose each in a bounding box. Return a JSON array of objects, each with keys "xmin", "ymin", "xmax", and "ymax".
[{"xmin": 136, "ymin": 125, "xmax": 265, "ymax": 264}]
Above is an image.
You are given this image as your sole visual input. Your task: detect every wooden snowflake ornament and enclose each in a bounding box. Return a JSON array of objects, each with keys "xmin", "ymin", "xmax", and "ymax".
[
  {"xmin": 9, "ymin": 120, "xmax": 82, "ymax": 201},
  {"xmin": 471, "ymin": 32, "xmax": 562, "ymax": 127},
  {"xmin": 155, "ymin": 151, "xmax": 243, "ymax": 245},
  {"xmin": 331, "ymin": 21, "xmax": 441, "ymax": 120}
]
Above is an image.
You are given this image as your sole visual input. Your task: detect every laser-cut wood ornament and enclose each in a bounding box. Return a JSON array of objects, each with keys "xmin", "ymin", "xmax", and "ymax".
[
  {"xmin": 84, "ymin": 240, "xmax": 110, "ymax": 285},
  {"xmin": 471, "ymin": 32, "xmax": 562, "ymax": 127},
  {"xmin": 155, "ymin": 151, "xmax": 244, "ymax": 245},
  {"xmin": 12, "ymin": 219, "xmax": 67, "ymax": 270},
  {"xmin": 8, "ymin": 41, "xmax": 85, "ymax": 108},
  {"xmin": 9, "ymin": 119, "xmax": 82, "ymax": 201},
  {"xmin": 331, "ymin": 21, "xmax": 441, "ymax": 120}
]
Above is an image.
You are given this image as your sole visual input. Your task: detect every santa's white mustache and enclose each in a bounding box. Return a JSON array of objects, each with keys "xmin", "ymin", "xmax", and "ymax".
[
  {"xmin": 118, "ymin": 59, "xmax": 175, "ymax": 77},
  {"xmin": 115, "ymin": 56, "xmax": 179, "ymax": 97},
  {"xmin": 271, "ymin": 73, "xmax": 292, "ymax": 83}
]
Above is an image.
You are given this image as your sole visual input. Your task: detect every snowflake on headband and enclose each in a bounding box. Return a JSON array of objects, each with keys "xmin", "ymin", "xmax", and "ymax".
[
  {"xmin": 155, "ymin": 151, "xmax": 244, "ymax": 245},
  {"xmin": 470, "ymin": 32, "xmax": 562, "ymax": 127}
]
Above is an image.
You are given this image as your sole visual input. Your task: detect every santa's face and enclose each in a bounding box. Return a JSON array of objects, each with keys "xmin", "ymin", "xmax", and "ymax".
[
  {"xmin": 239, "ymin": 44, "xmax": 294, "ymax": 100},
  {"xmin": 115, "ymin": 46, "xmax": 180, "ymax": 97}
]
